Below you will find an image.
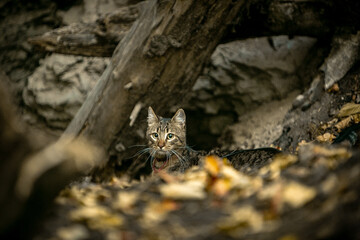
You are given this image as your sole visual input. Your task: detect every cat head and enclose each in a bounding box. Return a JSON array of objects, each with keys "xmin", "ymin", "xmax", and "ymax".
[{"xmin": 146, "ymin": 106, "xmax": 186, "ymax": 159}]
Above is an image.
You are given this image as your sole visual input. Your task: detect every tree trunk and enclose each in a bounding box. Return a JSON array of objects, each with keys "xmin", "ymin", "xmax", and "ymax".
[{"xmin": 63, "ymin": 0, "xmax": 245, "ymax": 164}]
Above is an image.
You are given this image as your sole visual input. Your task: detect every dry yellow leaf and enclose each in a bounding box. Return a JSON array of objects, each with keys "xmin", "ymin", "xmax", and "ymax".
[
  {"xmin": 259, "ymin": 154, "xmax": 298, "ymax": 180},
  {"xmin": 57, "ymin": 185, "xmax": 110, "ymax": 207},
  {"xmin": 184, "ymin": 167, "xmax": 207, "ymax": 184},
  {"xmin": 338, "ymin": 103, "xmax": 360, "ymax": 117},
  {"xmin": 222, "ymin": 165, "xmax": 250, "ymax": 188},
  {"xmin": 312, "ymin": 145, "xmax": 351, "ymax": 159},
  {"xmin": 327, "ymin": 118, "xmax": 339, "ymax": 126},
  {"xmin": 218, "ymin": 205, "xmax": 263, "ymax": 233},
  {"xmin": 159, "ymin": 180, "xmax": 206, "ymax": 200},
  {"xmin": 335, "ymin": 116, "xmax": 353, "ymax": 131},
  {"xmin": 212, "ymin": 178, "xmax": 232, "ymax": 197},
  {"xmin": 161, "ymin": 199, "xmax": 180, "ymax": 211},
  {"xmin": 316, "ymin": 132, "xmax": 336, "ymax": 143},
  {"xmin": 321, "ymin": 175, "xmax": 338, "ymax": 195},
  {"xmin": 70, "ymin": 206, "xmax": 123, "ymax": 230},
  {"xmin": 327, "ymin": 83, "xmax": 339, "ymax": 93},
  {"xmin": 56, "ymin": 225, "xmax": 89, "ymax": 240},
  {"xmin": 158, "ymin": 171, "xmax": 179, "ymax": 183},
  {"xmin": 353, "ymin": 113, "xmax": 360, "ymax": 123},
  {"xmin": 283, "ymin": 181, "xmax": 316, "ymax": 208},
  {"xmin": 113, "ymin": 191, "xmax": 139, "ymax": 211},
  {"xmin": 204, "ymin": 155, "xmax": 222, "ymax": 176},
  {"xmin": 142, "ymin": 200, "xmax": 175, "ymax": 227},
  {"xmin": 257, "ymin": 181, "xmax": 283, "ymax": 201}
]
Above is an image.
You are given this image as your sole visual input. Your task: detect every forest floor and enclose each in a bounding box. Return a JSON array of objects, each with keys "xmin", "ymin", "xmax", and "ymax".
[
  {"xmin": 33, "ymin": 67, "xmax": 360, "ymax": 240},
  {"xmin": 1, "ymin": 1, "xmax": 360, "ymax": 239}
]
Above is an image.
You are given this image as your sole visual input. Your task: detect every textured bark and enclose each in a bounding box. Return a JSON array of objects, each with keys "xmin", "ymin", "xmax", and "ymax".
[{"xmin": 63, "ymin": 0, "xmax": 246, "ymax": 156}]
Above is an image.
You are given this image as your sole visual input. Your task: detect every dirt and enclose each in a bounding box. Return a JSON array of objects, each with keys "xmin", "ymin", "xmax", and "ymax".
[
  {"xmin": 220, "ymin": 91, "xmax": 300, "ymax": 150},
  {"xmin": 275, "ymin": 64, "xmax": 360, "ymax": 152}
]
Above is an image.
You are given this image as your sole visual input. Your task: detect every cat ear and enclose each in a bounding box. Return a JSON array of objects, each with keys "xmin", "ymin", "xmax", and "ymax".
[
  {"xmin": 148, "ymin": 106, "xmax": 158, "ymax": 125},
  {"xmin": 171, "ymin": 108, "xmax": 186, "ymax": 125}
]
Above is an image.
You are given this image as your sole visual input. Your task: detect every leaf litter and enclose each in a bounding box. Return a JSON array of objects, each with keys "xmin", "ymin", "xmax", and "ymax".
[{"xmin": 36, "ymin": 143, "xmax": 359, "ymax": 240}]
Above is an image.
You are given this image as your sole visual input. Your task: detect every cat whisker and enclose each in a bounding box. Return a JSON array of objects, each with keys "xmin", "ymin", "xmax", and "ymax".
[
  {"xmin": 140, "ymin": 152, "xmax": 152, "ymax": 167},
  {"xmin": 166, "ymin": 152, "xmax": 170, "ymax": 163},
  {"xmin": 171, "ymin": 150, "xmax": 187, "ymax": 166},
  {"xmin": 221, "ymin": 150, "xmax": 238, "ymax": 158},
  {"xmin": 128, "ymin": 144, "xmax": 147, "ymax": 148},
  {"xmin": 127, "ymin": 147, "xmax": 152, "ymax": 159},
  {"xmin": 149, "ymin": 149, "xmax": 157, "ymax": 166},
  {"xmin": 176, "ymin": 145, "xmax": 198, "ymax": 153}
]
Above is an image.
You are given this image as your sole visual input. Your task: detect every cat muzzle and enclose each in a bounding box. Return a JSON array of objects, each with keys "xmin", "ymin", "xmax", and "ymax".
[{"xmin": 155, "ymin": 150, "xmax": 167, "ymax": 158}]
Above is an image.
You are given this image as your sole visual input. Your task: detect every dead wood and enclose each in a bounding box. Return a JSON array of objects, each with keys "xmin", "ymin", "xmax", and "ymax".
[
  {"xmin": 28, "ymin": 0, "xmax": 360, "ymax": 57},
  {"xmin": 28, "ymin": 4, "xmax": 140, "ymax": 57}
]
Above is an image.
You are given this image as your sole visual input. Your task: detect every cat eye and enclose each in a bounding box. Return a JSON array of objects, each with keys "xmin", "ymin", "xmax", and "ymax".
[
  {"xmin": 150, "ymin": 133, "xmax": 159, "ymax": 141},
  {"xmin": 167, "ymin": 133, "xmax": 173, "ymax": 139}
]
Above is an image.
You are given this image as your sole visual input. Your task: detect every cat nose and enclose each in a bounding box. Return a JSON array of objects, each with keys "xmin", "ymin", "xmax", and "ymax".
[{"xmin": 158, "ymin": 141, "xmax": 165, "ymax": 149}]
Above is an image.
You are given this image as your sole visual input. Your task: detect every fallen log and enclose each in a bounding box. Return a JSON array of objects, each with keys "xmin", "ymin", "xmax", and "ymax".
[
  {"xmin": 28, "ymin": 4, "xmax": 140, "ymax": 57},
  {"xmin": 28, "ymin": 0, "xmax": 360, "ymax": 57}
]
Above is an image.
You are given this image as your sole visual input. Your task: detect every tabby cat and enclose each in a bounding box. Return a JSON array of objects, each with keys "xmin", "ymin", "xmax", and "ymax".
[
  {"xmin": 146, "ymin": 106, "xmax": 189, "ymax": 172},
  {"xmin": 145, "ymin": 106, "xmax": 280, "ymax": 174}
]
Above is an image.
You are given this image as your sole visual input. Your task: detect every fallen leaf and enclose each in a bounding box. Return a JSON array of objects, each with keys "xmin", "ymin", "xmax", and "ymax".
[
  {"xmin": 353, "ymin": 113, "xmax": 360, "ymax": 123},
  {"xmin": 218, "ymin": 205, "xmax": 263, "ymax": 233},
  {"xmin": 161, "ymin": 199, "xmax": 180, "ymax": 211},
  {"xmin": 257, "ymin": 182, "xmax": 283, "ymax": 201},
  {"xmin": 316, "ymin": 132, "xmax": 336, "ymax": 143},
  {"xmin": 296, "ymin": 140, "xmax": 309, "ymax": 151},
  {"xmin": 283, "ymin": 181, "xmax": 316, "ymax": 208},
  {"xmin": 141, "ymin": 200, "xmax": 176, "ymax": 227},
  {"xmin": 113, "ymin": 191, "xmax": 139, "ymax": 212},
  {"xmin": 70, "ymin": 206, "xmax": 123, "ymax": 230},
  {"xmin": 335, "ymin": 116, "xmax": 353, "ymax": 131},
  {"xmin": 184, "ymin": 167, "xmax": 207, "ymax": 184},
  {"xmin": 223, "ymin": 166, "xmax": 250, "ymax": 185},
  {"xmin": 321, "ymin": 175, "xmax": 338, "ymax": 195},
  {"xmin": 327, "ymin": 83, "xmax": 339, "ymax": 93},
  {"xmin": 56, "ymin": 224, "xmax": 89, "ymax": 240},
  {"xmin": 204, "ymin": 155, "xmax": 222, "ymax": 176},
  {"xmin": 312, "ymin": 145, "xmax": 351, "ymax": 159},
  {"xmin": 158, "ymin": 171, "xmax": 179, "ymax": 183},
  {"xmin": 286, "ymin": 167, "xmax": 311, "ymax": 178},
  {"xmin": 159, "ymin": 180, "xmax": 206, "ymax": 200},
  {"xmin": 257, "ymin": 181, "xmax": 284, "ymax": 214},
  {"xmin": 338, "ymin": 103, "xmax": 360, "ymax": 117},
  {"xmin": 212, "ymin": 178, "xmax": 232, "ymax": 197},
  {"xmin": 259, "ymin": 154, "xmax": 298, "ymax": 180}
]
